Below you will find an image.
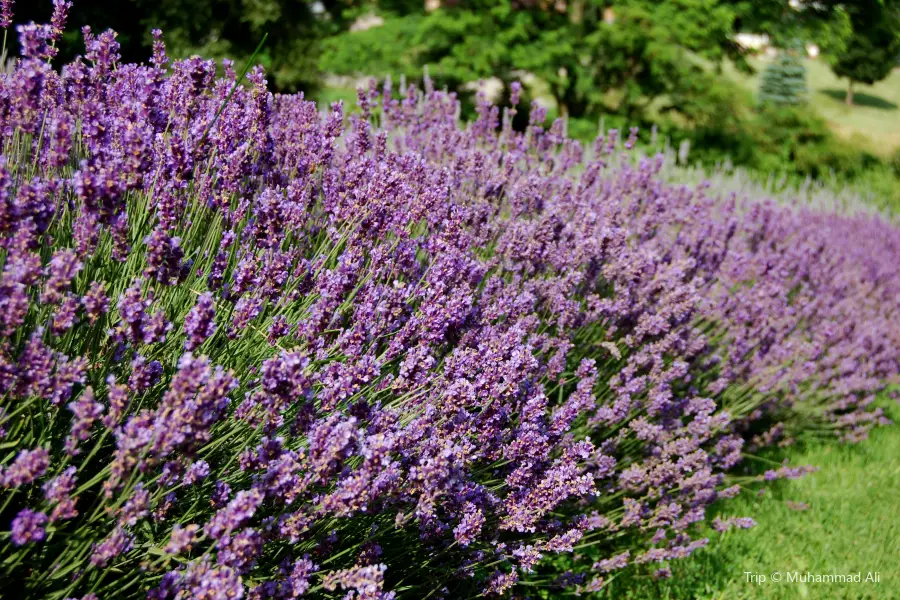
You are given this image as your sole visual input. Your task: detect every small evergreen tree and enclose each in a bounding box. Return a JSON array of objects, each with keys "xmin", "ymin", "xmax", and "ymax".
[{"xmin": 759, "ymin": 45, "xmax": 808, "ymax": 105}]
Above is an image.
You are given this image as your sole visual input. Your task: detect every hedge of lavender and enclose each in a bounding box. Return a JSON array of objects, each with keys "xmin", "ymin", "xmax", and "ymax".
[{"xmin": 1, "ymin": 10, "xmax": 899, "ymax": 600}]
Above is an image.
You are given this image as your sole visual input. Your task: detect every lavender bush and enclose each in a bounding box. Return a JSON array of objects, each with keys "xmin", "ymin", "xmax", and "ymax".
[{"xmin": 1, "ymin": 9, "xmax": 899, "ymax": 599}]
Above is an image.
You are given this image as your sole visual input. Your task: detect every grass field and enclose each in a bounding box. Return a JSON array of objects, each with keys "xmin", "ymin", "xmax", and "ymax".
[
  {"xmin": 599, "ymin": 398, "xmax": 900, "ymax": 600},
  {"xmin": 310, "ymin": 84, "xmax": 360, "ymax": 110},
  {"xmin": 728, "ymin": 59, "xmax": 900, "ymax": 156}
]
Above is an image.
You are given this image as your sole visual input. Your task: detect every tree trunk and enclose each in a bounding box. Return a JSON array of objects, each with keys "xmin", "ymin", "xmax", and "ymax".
[
  {"xmin": 846, "ymin": 80, "xmax": 854, "ymax": 106},
  {"xmin": 569, "ymin": 0, "xmax": 584, "ymax": 24}
]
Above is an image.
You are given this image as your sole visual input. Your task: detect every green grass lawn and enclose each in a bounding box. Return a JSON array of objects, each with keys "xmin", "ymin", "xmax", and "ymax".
[
  {"xmin": 311, "ymin": 84, "xmax": 360, "ymax": 110},
  {"xmin": 599, "ymin": 398, "xmax": 900, "ymax": 600},
  {"xmin": 727, "ymin": 59, "xmax": 900, "ymax": 156}
]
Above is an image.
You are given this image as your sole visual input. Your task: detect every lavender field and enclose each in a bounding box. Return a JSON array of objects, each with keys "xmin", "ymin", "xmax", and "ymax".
[{"xmin": 0, "ymin": 7, "xmax": 899, "ymax": 600}]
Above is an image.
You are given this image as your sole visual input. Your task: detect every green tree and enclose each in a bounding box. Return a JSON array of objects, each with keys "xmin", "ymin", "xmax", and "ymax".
[
  {"xmin": 758, "ymin": 44, "xmax": 807, "ymax": 105},
  {"xmin": 322, "ymin": 0, "xmax": 754, "ymax": 123},
  {"xmin": 15, "ymin": 0, "xmax": 355, "ymax": 92},
  {"xmin": 320, "ymin": 0, "xmax": 861, "ymax": 123},
  {"xmin": 830, "ymin": 0, "xmax": 900, "ymax": 105}
]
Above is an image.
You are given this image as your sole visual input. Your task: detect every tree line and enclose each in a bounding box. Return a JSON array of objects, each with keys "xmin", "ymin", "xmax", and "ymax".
[{"xmin": 11, "ymin": 1, "xmax": 899, "ymax": 109}]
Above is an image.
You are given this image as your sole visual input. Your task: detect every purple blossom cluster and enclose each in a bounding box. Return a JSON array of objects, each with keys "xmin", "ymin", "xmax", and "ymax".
[{"xmin": 0, "ymin": 9, "xmax": 898, "ymax": 600}]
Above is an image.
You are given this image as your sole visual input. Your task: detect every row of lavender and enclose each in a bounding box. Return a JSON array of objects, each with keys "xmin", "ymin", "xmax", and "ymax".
[{"xmin": 0, "ymin": 9, "xmax": 898, "ymax": 600}]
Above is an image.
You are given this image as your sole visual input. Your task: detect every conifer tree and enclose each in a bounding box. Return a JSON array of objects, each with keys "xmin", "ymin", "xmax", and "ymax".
[{"xmin": 759, "ymin": 46, "xmax": 808, "ymax": 105}]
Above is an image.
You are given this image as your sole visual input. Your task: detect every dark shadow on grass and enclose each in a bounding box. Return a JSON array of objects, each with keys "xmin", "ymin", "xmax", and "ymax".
[{"xmin": 820, "ymin": 89, "xmax": 898, "ymax": 110}]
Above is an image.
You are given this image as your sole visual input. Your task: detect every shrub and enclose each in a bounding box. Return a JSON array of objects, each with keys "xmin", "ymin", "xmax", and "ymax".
[
  {"xmin": 0, "ymin": 14, "xmax": 898, "ymax": 600},
  {"xmin": 686, "ymin": 101, "xmax": 890, "ymax": 187},
  {"xmin": 891, "ymin": 147, "xmax": 900, "ymax": 178}
]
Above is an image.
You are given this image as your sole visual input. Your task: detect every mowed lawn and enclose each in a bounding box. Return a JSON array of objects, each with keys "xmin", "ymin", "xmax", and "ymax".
[
  {"xmin": 728, "ymin": 59, "xmax": 900, "ymax": 156},
  {"xmin": 599, "ymin": 398, "xmax": 900, "ymax": 600}
]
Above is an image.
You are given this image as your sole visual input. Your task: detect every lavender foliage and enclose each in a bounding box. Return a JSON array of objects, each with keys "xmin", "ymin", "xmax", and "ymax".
[{"xmin": 0, "ymin": 12, "xmax": 898, "ymax": 600}]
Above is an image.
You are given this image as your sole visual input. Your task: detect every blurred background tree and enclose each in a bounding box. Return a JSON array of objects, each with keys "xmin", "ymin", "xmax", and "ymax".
[
  {"xmin": 15, "ymin": 0, "xmax": 885, "ymax": 109},
  {"xmin": 319, "ymin": 1, "xmax": 882, "ymax": 125},
  {"xmin": 12, "ymin": 0, "xmax": 356, "ymax": 92},
  {"xmin": 322, "ymin": 0, "xmax": 751, "ymax": 122},
  {"xmin": 828, "ymin": 0, "xmax": 900, "ymax": 105},
  {"xmin": 758, "ymin": 42, "xmax": 808, "ymax": 105}
]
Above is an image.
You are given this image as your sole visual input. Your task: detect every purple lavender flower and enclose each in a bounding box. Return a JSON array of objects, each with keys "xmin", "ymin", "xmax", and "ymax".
[
  {"xmin": 154, "ymin": 492, "xmax": 177, "ymax": 522},
  {"xmin": 11, "ymin": 509, "xmax": 48, "ymax": 545},
  {"xmin": 17, "ymin": 23, "xmax": 54, "ymax": 60},
  {"xmin": 183, "ymin": 460, "xmax": 210, "ymax": 485},
  {"xmin": 546, "ymin": 529, "xmax": 583, "ymax": 553},
  {"xmin": 205, "ymin": 488, "xmax": 265, "ymax": 541},
  {"xmin": 184, "ymin": 292, "xmax": 216, "ymax": 350},
  {"xmin": 151, "ymin": 558, "xmax": 243, "ymax": 600},
  {"xmin": 0, "ymin": 18, "xmax": 895, "ymax": 597},
  {"xmin": 2, "ymin": 447, "xmax": 49, "ymax": 487},
  {"xmin": 0, "ymin": 0, "xmax": 13, "ymax": 29},
  {"xmin": 593, "ymin": 550, "xmax": 630, "ymax": 573},
  {"xmin": 42, "ymin": 250, "xmax": 82, "ymax": 304},
  {"xmin": 216, "ymin": 527, "xmax": 263, "ymax": 573},
  {"xmin": 106, "ymin": 354, "xmax": 235, "ymax": 494},
  {"xmin": 453, "ymin": 502, "xmax": 484, "ymax": 547},
  {"xmin": 509, "ymin": 81, "xmax": 522, "ymax": 107},
  {"xmin": 502, "ymin": 441, "xmax": 597, "ymax": 533},
  {"xmin": 164, "ymin": 523, "xmax": 199, "ymax": 555},
  {"xmin": 118, "ymin": 483, "xmax": 150, "ymax": 526},
  {"xmin": 43, "ymin": 466, "xmax": 78, "ymax": 522},
  {"xmin": 82, "ymin": 283, "xmax": 110, "ymax": 324},
  {"xmin": 49, "ymin": 0, "xmax": 72, "ymax": 41},
  {"xmin": 267, "ymin": 315, "xmax": 290, "ymax": 345},
  {"xmin": 129, "ymin": 354, "xmax": 163, "ymax": 393},
  {"xmin": 144, "ymin": 228, "xmax": 189, "ymax": 285},
  {"xmin": 306, "ymin": 415, "xmax": 359, "ymax": 485},
  {"xmin": 65, "ymin": 387, "xmax": 104, "ymax": 455},
  {"xmin": 287, "ymin": 555, "xmax": 318, "ymax": 596},
  {"xmin": 323, "ymin": 564, "xmax": 395, "ymax": 600},
  {"xmin": 206, "ymin": 478, "xmax": 231, "ymax": 503},
  {"xmin": 90, "ymin": 526, "xmax": 133, "ymax": 567},
  {"xmin": 150, "ymin": 29, "xmax": 168, "ymax": 69},
  {"xmin": 712, "ymin": 516, "xmax": 757, "ymax": 531},
  {"xmin": 512, "ymin": 544, "xmax": 543, "ymax": 573},
  {"xmin": 52, "ymin": 295, "xmax": 80, "ymax": 335},
  {"xmin": 104, "ymin": 376, "xmax": 130, "ymax": 428},
  {"xmin": 84, "ymin": 28, "xmax": 120, "ymax": 73},
  {"xmin": 115, "ymin": 279, "xmax": 171, "ymax": 345},
  {"xmin": 578, "ymin": 576, "xmax": 606, "ymax": 594},
  {"xmin": 160, "ymin": 462, "xmax": 183, "ymax": 487},
  {"xmin": 484, "ymin": 569, "xmax": 518, "ymax": 597},
  {"xmin": 231, "ymin": 294, "xmax": 263, "ymax": 332}
]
